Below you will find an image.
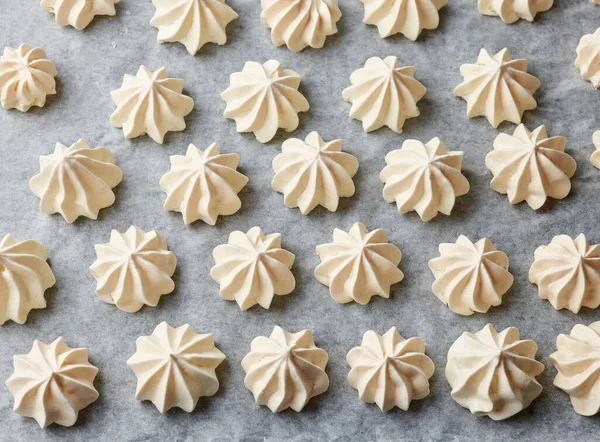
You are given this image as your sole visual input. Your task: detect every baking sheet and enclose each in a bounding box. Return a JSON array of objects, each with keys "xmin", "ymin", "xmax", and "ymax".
[{"xmin": 1, "ymin": 0, "xmax": 600, "ymax": 440}]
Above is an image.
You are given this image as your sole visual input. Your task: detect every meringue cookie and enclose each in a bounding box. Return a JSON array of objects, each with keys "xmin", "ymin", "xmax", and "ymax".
[
  {"xmin": 0, "ymin": 235, "xmax": 55, "ymax": 325},
  {"xmin": 550, "ymin": 322, "xmax": 600, "ymax": 416},
  {"xmin": 261, "ymin": 0, "xmax": 342, "ymax": 51},
  {"xmin": 477, "ymin": 0, "xmax": 553, "ymax": 23},
  {"xmin": 342, "ymin": 56, "xmax": 426, "ymax": 133},
  {"xmin": 221, "ymin": 60, "xmax": 309, "ymax": 143},
  {"xmin": 29, "ymin": 139, "xmax": 123, "ymax": 223},
  {"xmin": 315, "ymin": 223, "xmax": 403, "ymax": 304},
  {"xmin": 6, "ymin": 338, "xmax": 99, "ymax": 428},
  {"xmin": 272, "ymin": 132, "xmax": 358, "ymax": 215},
  {"xmin": 127, "ymin": 322, "xmax": 226, "ymax": 413},
  {"xmin": 360, "ymin": 0, "xmax": 448, "ymax": 41},
  {"xmin": 89, "ymin": 226, "xmax": 177, "ymax": 312},
  {"xmin": 592, "ymin": 131, "xmax": 600, "ymax": 169},
  {"xmin": 380, "ymin": 137, "xmax": 469, "ymax": 222},
  {"xmin": 242, "ymin": 326, "xmax": 329, "ymax": 412},
  {"xmin": 529, "ymin": 234, "xmax": 600, "ymax": 313},
  {"xmin": 454, "ymin": 48, "xmax": 540, "ymax": 128},
  {"xmin": 428, "ymin": 236, "xmax": 514, "ymax": 316},
  {"xmin": 210, "ymin": 227, "xmax": 295, "ymax": 310},
  {"xmin": 446, "ymin": 324, "xmax": 544, "ymax": 420},
  {"xmin": 347, "ymin": 327, "xmax": 434, "ymax": 411},
  {"xmin": 110, "ymin": 65, "xmax": 194, "ymax": 144},
  {"xmin": 0, "ymin": 44, "xmax": 57, "ymax": 112},
  {"xmin": 41, "ymin": 0, "xmax": 120, "ymax": 30},
  {"xmin": 150, "ymin": 0, "xmax": 238, "ymax": 55},
  {"xmin": 576, "ymin": 29, "xmax": 600, "ymax": 88},
  {"xmin": 485, "ymin": 124, "xmax": 576, "ymax": 210},
  {"xmin": 159, "ymin": 143, "xmax": 248, "ymax": 225}
]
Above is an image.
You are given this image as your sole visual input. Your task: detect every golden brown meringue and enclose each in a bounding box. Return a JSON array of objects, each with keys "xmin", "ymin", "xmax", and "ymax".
[
  {"xmin": 380, "ymin": 137, "xmax": 469, "ymax": 222},
  {"xmin": 342, "ymin": 56, "xmax": 426, "ymax": 133},
  {"xmin": 576, "ymin": 28, "xmax": 600, "ymax": 88},
  {"xmin": 242, "ymin": 326, "xmax": 329, "ymax": 412},
  {"xmin": 529, "ymin": 234, "xmax": 600, "ymax": 313},
  {"xmin": 429, "ymin": 235, "xmax": 513, "ymax": 316},
  {"xmin": 41, "ymin": 0, "xmax": 120, "ymax": 30},
  {"xmin": 261, "ymin": 0, "xmax": 342, "ymax": 51},
  {"xmin": 454, "ymin": 48, "xmax": 540, "ymax": 128},
  {"xmin": 446, "ymin": 324, "xmax": 544, "ymax": 420},
  {"xmin": 477, "ymin": 0, "xmax": 553, "ymax": 23},
  {"xmin": 315, "ymin": 222, "xmax": 403, "ymax": 304},
  {"xmin": 347, "ymin": 327, "xmax": 434, "ymax": 411},
  {"xmin": 272, "ymin": 132, "xmax": 358, "ymax": 215},
  {"xmin": 485, "ymin": 124, "xmax": 576, "ymax": 210}
]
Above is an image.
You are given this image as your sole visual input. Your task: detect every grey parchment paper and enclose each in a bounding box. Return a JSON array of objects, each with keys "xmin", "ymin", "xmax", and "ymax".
[{"xmin": 1, "ymin": 0, "xmax": 600, "ymax": 440}]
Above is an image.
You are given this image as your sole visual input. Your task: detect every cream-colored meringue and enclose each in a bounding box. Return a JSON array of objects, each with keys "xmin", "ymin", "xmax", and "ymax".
[
  {"xmin": 485, "ymin": 124, "xmax": 576, "ymax": 210},
  {"xmin": 446, "ymin": 324, "xmax": 544, "ymax": 420},
  {"xmin": 428, "ymin": 235, "xmax": 514, "ymax": 316},
  {"xmin": 347, "ymin": 327, "xmax": 434, "ymax": 411},
  {"xmin": 360, "ymin": 0, "xmax": 447, "ymax": 40},
  {"xmin": 150, "ymin": 0, "xmax": 238, "ymax": 55},
  {"xmin": 0, "ymin": 44, "xmax": 57, "ymax": 112},
  {"xmin": 380, "ymin": 137, "xmax": 469, "ymax": 222},
  {"xmin": 221, "ymin": 60, "xmax": 309, "ymax": 143},
  {"xmin": 29, "ymin": 139, "xmax": 123, "ymax": 223},
  {"xmin": 110, "ymin": 65, "xmax": 194, "ymax": 144},
  {"xmin": 41, "ymin": 0, "xmax": 120, "ymax": 30},
  {"xmin": 315, "ymin": 223, "xmax": 403, "ymax": 304},
  {"xmin": 261, "ymin": 0, "xmax": 341, "ymax": 52},
  {"xmin": 477, "ymin": 0, "xmax": 552, "ymax": 23},
  {"xmin": 0, "ymin": 235, "xmax": 55, "ymax": 325},
  {"xmin": 272, "ymin": 132, "xmax": 358, "ymax": 215},
  {"xmin": 454, "ymin": 48, "xmax": 540, "ymax": 127},
  {"xmin": 242, "ymin": 326, "xmax": 329, "ymax": 412},
  {"xmin": 592, "ymin": 131, "xmax": 600, "ymax": 169},
  {"xmin": 550, "ymin": 322, "xmax": 600, "ymax": 416},
  {"xmin": 6, "ymin": 338, "xmax": 99, "ymax": 428},
  {"xmin": 127, "ymin": 322, "xmax": 226, "ymax": 413},
  {"xmin": 342, "ymin": 56, "xmax": 426, "ymax": 133},
  {"xmin": 529, "ymin": 234, "xmax": 600, "ymax": 313},
  {"xmin": 89, "ymin": 226, "xmax": 177, "ymax": 312},
  {"xmin": 576, "ymin": 29, "xmax": 600, "ymax": 88},
  {"xmin": 210, "ymin": 227, "xmax": 295, "ymax": 310},
  {"xmin": 159, "ymin": 143, "xmax": 248, "ymax": 225}
]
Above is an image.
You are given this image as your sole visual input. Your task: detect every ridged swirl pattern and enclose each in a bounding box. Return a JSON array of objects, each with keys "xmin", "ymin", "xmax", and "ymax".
[
  {"xmin": 346, "ymin": 327, "xmax": 434, "ymax": 411},
  {"xmin": 260, "ymin": 0, "xmax": 342, "ymax": 51},
  {"xmin": 159, "ymin": 143, "xmax": 249, "ymax": 225},
  {"xmin": 380, "ymin": 137, "xmax": 469, "ymax": 222},
  {"xmin": 127, "ymin": 322, "xmax": 226, "ymax": 413},
  {"xmin": 477, "ymin": 0, "xmax": 553, "ymax": 23},
  {"xmin": 485, "ymin": 124, "xmax": 577, "ymax": 210},
  {"xmin": 454, "ymin": 48, "xmax": 540, "ymax": 128},
  {"xmin": 360, "ymin": 0, "xmax": 448, "ymax": 41},
  {"xmin": 529, "ymin": 234, "xmax": 600, "ymax": 313},
  {"xmin": 6, "ymin": 338, "xmax": 99, "ymax": 428},
  {"xmin": 0, "ymin": 43, "xmax": 57, "ymax": 112},
  {"xmin": 0, "ymin": 234, "xmax": 55, "ymax": 325},
  {"xmin": 29, "ymin": 139, "xmax": 123, "ymax": 223},
  {"xmin": 271, "ymin": 131, "xmax": 358, "ymax": 215},
  {"xmin": 150, "ymin": 0, "xmax": 238, "ymax": 55},
  {"xmin": 40, "ymin": 0, "xmax": 120, "ymax": 30},
  {"xmin": 445, "ymin": 324, "xmax": 544, "ymax": 420},
  {"xmin": 428, "ymin": 235, "xmax": 514, "ymax": 316},
  {"xmin": 210, "ymin": 227, "xmax": 295, "ymax": 310},
  {"xmin": 342, "ymin": 56, "xmax": 426, "ymax": 133},
  {"xmin": 241, "ymin": 326, "xmax": 329, "ymax": 412},
  {"xmin": 110, "ymin": 65, "xmax": 195, "ymax": 144},
  {"xmin": 550, "ymin": 322, "xmax": 600, "ymax": 416},
  {"xmin": 314, "ymin": 222, "xmax": 403, "ymax": 304},
  {"xmin": 89, "ymin": 226, "xmax": 177, "ymax": 312},
  {"xmin": 576, "ymin": 28, "xmax": 600, "ymax": 88},
  {"xmin": 220, "ymin": 60, "xmax": 309, "ymax": 143}
]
